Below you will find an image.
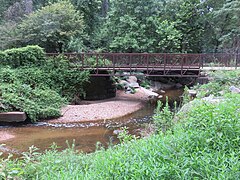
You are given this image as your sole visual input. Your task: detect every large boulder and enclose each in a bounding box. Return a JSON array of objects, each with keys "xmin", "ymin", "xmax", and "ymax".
[
  {"xmin": 126, "ymin": 76, "xmax": 140, "ymax": 88},
  {"xmin": 119, "ymin": 80, "xmax": 130, "ymax": 88}
]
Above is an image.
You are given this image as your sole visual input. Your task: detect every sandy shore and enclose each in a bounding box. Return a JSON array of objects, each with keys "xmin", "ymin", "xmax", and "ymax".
[{"xmin": 48, "ymin": 89, "xmax": 149, "ymax": 123}]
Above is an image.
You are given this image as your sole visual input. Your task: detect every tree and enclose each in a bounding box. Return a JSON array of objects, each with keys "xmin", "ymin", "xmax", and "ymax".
[
  {"xmin": 16, "ymin": 0, "xmax": 85, "ymax": 52},
  {"xmin": 101, "ymin": 0, "xmax": 182, "ymax": 53},
  {"xmin": 198, "ymin": 0, "xmax": 226, "ymax": 53},
  {"xmin": 0, "ymin": 0, "xmax": 18, "ymax": 22},
  {"xmin": 213, "ymin": 0, "xmax": 240, "ymax": 53}
]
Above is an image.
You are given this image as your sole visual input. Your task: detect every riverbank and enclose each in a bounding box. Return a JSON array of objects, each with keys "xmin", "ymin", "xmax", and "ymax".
[
  {"xmin": 0, "ymin": 88, "xmax": 152, "ymax": 142},
  {"xmin": 1, "ymin": 70, "xmax": 239, "ymax": 179},
  {"xmin": 47, "ymin": 89, "xmax": 150, "ymax": 124}
]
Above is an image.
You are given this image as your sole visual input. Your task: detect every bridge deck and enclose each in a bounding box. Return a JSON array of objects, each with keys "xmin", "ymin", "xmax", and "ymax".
[{"xmin": 47, "ymin": 53, "xmax": 239, "ymax": 77}]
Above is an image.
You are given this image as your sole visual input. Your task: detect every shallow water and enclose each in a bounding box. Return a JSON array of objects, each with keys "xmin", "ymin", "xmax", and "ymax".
[{"xmin": 0, "ymin": 89, "xmax": 183, "ymax": 155}]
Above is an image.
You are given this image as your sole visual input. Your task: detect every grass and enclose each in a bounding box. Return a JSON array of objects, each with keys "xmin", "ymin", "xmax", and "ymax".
[{"xmin": 0, "ymin": 70, "xmax": 240, "ymax": 179}]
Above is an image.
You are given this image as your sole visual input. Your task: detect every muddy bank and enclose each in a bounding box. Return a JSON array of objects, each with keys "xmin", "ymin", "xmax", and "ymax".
[{"xmin": 48, "ymin": 89, "xmax": 150, "ymax": 124}]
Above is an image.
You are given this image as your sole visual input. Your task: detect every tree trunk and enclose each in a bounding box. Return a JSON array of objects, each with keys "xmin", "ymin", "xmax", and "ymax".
[
  {"xmin": 102, "ymin": 0, "xmax": 109, "ymax": 17},
  {"xmin": 23, "ymin": 0, "xmax": 33, "ymax": 14}
]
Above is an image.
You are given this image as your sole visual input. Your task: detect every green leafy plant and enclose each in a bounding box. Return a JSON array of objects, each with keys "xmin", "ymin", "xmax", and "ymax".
[
  {"xmin": 4, "ymin": 45, "xmax": 45, "ymax": 67},
  {"xmin": 153, "ymin": 99, "xmax": 174, "ymax": 133},
  {"xmin": 117, "ymin": 127, "xmax": 136, "ymax": 143},
  {"xmin": 0, "ymin": 46, "xmax": 90, "ymax": 122}
]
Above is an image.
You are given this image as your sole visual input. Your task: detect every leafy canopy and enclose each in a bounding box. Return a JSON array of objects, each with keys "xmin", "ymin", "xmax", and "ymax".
[{"xmin": 17, "ymin": 0, "xmax": 85, "ymax": 52}]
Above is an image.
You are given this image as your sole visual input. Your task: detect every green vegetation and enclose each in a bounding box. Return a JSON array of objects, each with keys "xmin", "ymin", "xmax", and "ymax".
[
  {"xmin": 0, "ymin": 0, "xmax": 239, "ymax": 53},
  {"xmin": 1, "ymin": 71, "xmax": 239, "ymax": 179},
  {"xmin": 0, "ymin": 0, "xmax": 239, "ymax": 179},
  {"xmin": 0, "ymin": 46, "xmax": 89, "ymax": 121},
  {"xmin": 17, "ymin": 1, "xmax": 85, "ymax": 53},
  {"xmin": 1, "ymin": 45, "xmax": 45, "ymax": 67},
  {"xmin": 195, "ymin": 70, "xmax": 240, "ymax": 97}
]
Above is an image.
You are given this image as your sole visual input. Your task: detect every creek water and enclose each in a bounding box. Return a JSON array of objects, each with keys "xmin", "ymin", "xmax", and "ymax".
[{"xmin": 0, "ymin": 89, "xmax": 183, "ymax": 156}]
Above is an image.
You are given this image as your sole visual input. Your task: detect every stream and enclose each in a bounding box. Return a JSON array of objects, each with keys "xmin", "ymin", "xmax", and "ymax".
[{"xmin": 0, "ymin": 89, "xmax": 183, "ymax": 156}]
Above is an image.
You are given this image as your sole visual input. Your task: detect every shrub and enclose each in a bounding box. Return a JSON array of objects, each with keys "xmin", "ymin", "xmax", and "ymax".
[
  {"xmin": 3, "ymin": 45, "xmax": 45, "ymax": 67},
  {"xmin": 0, "ymin": 83, "xmax": 66, "ymax": 121},
  {"xmin": 43, "ymin": 56, "xmax": 90, "ymax": 100},
  {"xmin": 0, "ymin": 51, "xmax": 8, "ymax": 65},
  {"xmin": 0, "ymin": 46, "xmax": 90, "ymax": 121}
]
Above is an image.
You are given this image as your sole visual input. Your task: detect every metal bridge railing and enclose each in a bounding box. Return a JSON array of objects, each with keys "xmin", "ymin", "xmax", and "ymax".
[{"xmin": 46, "ymin": 53, "xmax": 239, "ymax": 77}]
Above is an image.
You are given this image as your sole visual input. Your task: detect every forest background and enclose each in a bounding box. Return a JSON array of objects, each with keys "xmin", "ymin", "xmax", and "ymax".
[{"xmin": 0, "ymin": 0, "xmax": 239, "ymax": 54}]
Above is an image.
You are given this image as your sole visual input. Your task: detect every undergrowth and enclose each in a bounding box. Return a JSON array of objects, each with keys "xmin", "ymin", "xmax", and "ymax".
[{"xmin": 194, "ymin": 70, "xmax": 240, "ymax": 97}]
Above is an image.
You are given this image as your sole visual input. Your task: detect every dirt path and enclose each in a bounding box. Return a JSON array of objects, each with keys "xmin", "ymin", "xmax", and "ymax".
[{"xmin": 48, "ymin": 89, "xmax": 150, "ymax": 123}]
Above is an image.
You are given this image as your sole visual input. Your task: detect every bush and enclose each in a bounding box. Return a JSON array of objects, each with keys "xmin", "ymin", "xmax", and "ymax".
[
  {"xmin": 3, "ymin": 45, "xmax": 45, "ymax": 67},
  {"xmin": 0, "ymin": 46, "xmax": 90, "ymax": 122},
  {"xmin": 0, "ymin": 60, "xmax": 89, "ymax": 121},
  {"xmin": 0, "ymin": 83, "xmax": 66, "ymax": 121},
  {"xmin": 0, "ymin": 51, "xmax": 8, "ymax": 65},
  {"xmin": 42, "ymin": 56, "xmax": 90, "ymax": 100}
]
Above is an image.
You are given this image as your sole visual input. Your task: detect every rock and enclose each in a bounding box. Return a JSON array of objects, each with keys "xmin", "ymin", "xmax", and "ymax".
[
  {"xmin": 139, "ymin": 87, "xmax": 162, "ymax": 102},
  {"xmin": 127, "ymin": 76, "xmax": 138, "ymax": 83},
  {"xmin": 218, "ymin": 91, "xmax": 225, "ymax": 96},
  {"xmin": 113, "ymin": 129, "xmax": 124, "ymax": 135},
  {"xmin": 229, "ymin": 86, "xmax": 240, "ymax": 94},
  {"xmin": 119, "ymin": 80, "xmax": 130, "ymax": 88},
  {"xmin": 188, "ymin": 90, "xmax": 197, "ymax": 96},
  {"xmin": 127, "ymin": 76, "xmax": 139, "ymax": 88},
  {"xmin": 175, "ymin": 99, "xmax": 203, "ymax": 122},
  {"xmin": 202, "ymin": 95, "xmax": 224, "ymax": 104},
  {"xmin": 0, "ymin": 112, "xmax": 27, "ymax": 122},
  {"xmin": 129, "ymin": 82, "xmax": 140, "ymax": 88},
  {"xmin": 175, "ymin": 83, "xmax": 183, "ymax": 88},
  {"xmin": 159, "ymin": 90, "xmax": 166, "ymax": 94},
  {"xmin": 122, "ymin": 72, "xmax": 130, "ymax": 76},
  {"xmin": 125, "ymin": 87, "xmax": 134, "ymax": 94}
]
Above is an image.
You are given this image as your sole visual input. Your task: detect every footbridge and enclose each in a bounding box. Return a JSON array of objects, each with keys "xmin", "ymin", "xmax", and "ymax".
[{"xmin": 47, "ymin": 53, "xmax": 240, "ymax": 77}]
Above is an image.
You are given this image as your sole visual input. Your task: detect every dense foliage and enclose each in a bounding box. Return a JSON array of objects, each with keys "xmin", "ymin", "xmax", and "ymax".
[
  {"xmin": 1, "ymin": 45, "xmax": 45, "ymax": 67},
  {"xmin": 0, "ymin": 46, "xmax": 89, "ymax": 121},
  {"xmin": 17, "ymin": 1, "xmax": 85, "ymax": 53},
  {"xmin": 1, "ymin": 70, "xmax": 239, "ymax": 179},
  {"xmin": 0, "ymin": 0, "xmax": 239, "ymax": 53}
]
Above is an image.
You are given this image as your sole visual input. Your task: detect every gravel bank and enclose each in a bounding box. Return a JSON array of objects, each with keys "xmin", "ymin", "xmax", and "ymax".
[{"xmin": 48, "ymin": 89, "xmax": 150, "ymax": 123}]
